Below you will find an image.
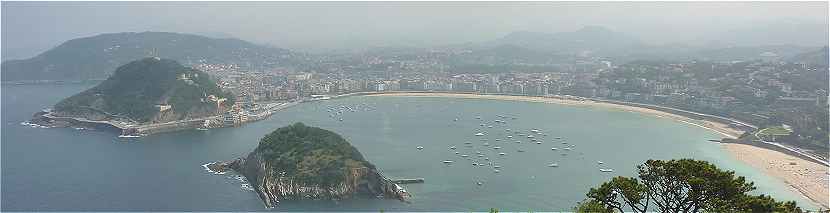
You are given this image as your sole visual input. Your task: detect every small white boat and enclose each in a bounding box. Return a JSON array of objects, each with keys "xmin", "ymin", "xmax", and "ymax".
[
  {"xmin": 507, "ymin": 135, "xmax": 513, "ymax": 138},
  {"xmin": 498, "ymin": 153, "xmax": 506, "ymax": 155},
  {"xmin": 118, "ymin": 134, "xmax": 141, "ymax": 138},
  {"xmin": 196, "ymin": 128, "xmax": 208, "ymax": 131},
  {"xmin": 493, "ymin": 146, "xmax": 501, "ymax": 149},
  {"xmin": 517, "ymin": 150, "xmax": 525, "ymax": 152},
  {"xmin": 450, "ymin": 146, "xmax": 456, "ymax": 150},
  {"xmin": 474, "ymin": 132, "xmax": 485, "ymax": 136},
  {"xmin": 598, "ymin": 161, "xmax": 604, "ymax": 164},
  {"xmin": 461, "ymin": 155, "xmax": 469, "ymax": 157},
  {"xmin": 536, "ymin": 141, "xmax": 542, "ymax": 144},
  {"xmin": 493, "ymin": 165, "xmax": 501, "ymax": 168},
  {"xmin": 600, "ymin": 169, "xmax": 614, "ymax": 172},
  {"xmin": 493, "ymin": 169, "xmax": 500, "ymax": 173},
  {"xmin": 443, "ymin": 160, "xmax": 454, "ymax": 164},
  {"xmin": 551, "ymin": 147, "xmax": 558, "ymax": 150},
  {"xmin": 483, "ymin": 143, "xmax": 490, "ymax": 146},
  {"xmin": 455, "ymin": 151, "xmax": 460, "ymax": 154},
  {"xmin": 548, "ymin": 163, "xmax": 559, "ymax": 167},
  {"xmin": 527, "ymin": 135, "xmax": 535, "ymax": 138},
  {"xmin": 416, "ymin": 146, "xmax": 424, "ymax": 150},
  {"xmin": 464, "ymin": 141, "xmax": 472, "ymax": 144},
  {"xmin": 563, "ymin": 147, "xmax": 572, "ymax": 151},
  {"xmin": 476, "ymin": 181, "xmax": 483, "ymax": 186},
  {"xmin": 530, "ymin": 129, "xmax": 540, "ymax": 133}
]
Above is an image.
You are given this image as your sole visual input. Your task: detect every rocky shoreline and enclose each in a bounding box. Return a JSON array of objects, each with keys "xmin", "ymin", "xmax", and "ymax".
[{"xmin": 204, "ymin": 153, "xmax": 408, "ymax": 208}]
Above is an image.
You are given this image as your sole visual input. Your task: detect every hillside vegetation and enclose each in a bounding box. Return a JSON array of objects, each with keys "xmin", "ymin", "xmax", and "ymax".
[
  {"xmin": 254, "ymin": 122, "xmax": 375, "ymax": 187},
  {"xmin": 54, "ymin": 57, "xmax": 233, "ymax": 123}
]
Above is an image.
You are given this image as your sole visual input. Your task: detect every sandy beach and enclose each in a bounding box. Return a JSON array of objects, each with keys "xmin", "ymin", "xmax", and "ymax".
[{"xmin": 367, "ymin": 92, "xmax": 829, "ymax": 209}]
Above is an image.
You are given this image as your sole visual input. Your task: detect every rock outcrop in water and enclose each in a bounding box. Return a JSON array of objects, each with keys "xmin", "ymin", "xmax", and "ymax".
[{"xmin": 221, "ymin": 123, "xmax": 407, "ymax": 207}]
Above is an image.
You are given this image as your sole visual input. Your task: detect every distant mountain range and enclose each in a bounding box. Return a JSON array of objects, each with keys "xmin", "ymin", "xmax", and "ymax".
[
  {"xmin": 439, "ymin": 26, "xmax": 823, "ymax": 64},
  {"xmin": 1, "ymin": 32, "xmax": 295, "ymax": 81},
  {"xmin": 3, "ymin": 28, "xmax": 826, "ymax": 81}
]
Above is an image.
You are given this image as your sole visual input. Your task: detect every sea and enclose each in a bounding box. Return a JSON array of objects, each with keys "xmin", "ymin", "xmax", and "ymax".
[{"xmin": 1, "ymin": 83, "xmax": 816, "ymax": 211}]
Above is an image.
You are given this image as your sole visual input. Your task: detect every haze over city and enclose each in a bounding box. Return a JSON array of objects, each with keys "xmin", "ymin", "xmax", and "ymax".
[
  {"xmin": 2, "ymin": 1, "xmax": 828, "ymax": 59},
  {"xmin": 2, "ymin": 1, "xmax": 829, "ymax": 212}
]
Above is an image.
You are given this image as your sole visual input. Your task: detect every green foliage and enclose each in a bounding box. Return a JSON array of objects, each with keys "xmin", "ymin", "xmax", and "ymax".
[
  {"xmin": 583, "ymin": 159, "xmax": 802, "ymax": 212},
  {"xmin": 255, "ymin": 123, "xmax": 375, "ymax": 188},
  {"xmin": 54, "ymin": 57, "xmax": 233, "ymax": 122},
  {"xmin": 574, "ymin": 199, "xmax": 612, "ymax": 213}
]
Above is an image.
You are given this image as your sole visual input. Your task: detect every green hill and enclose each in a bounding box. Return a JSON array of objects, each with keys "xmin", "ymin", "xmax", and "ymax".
[
  {"xmin": 253, "ymin": 122, "xmax": 375, "ymax": 186},
  {"xmin": 227, "ymin": 123, "xmax": 403, "ymax": 206},
  {"xmin": 1, "ymin": 31, "xmax": 296, "ymax": 81},
  {"xmin": 53, "ymin": 57, "xmax": 234, "ymax": 123}
]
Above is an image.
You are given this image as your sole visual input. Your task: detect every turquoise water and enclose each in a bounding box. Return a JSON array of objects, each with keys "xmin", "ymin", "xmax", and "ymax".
[{"xmin": 1, "ymin": 84, "xmax": 815, "ymax": 211}]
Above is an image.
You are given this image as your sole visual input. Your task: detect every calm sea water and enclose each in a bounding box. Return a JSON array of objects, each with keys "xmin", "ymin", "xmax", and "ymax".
[{"xmin": 1, "ymin": 84, "xmax": 815, "ymax": 211}]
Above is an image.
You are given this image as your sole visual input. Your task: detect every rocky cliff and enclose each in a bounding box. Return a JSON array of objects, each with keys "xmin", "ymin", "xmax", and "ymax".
[{"xmin": 221, "ymin": 123, "xmax": 406, "ymax": 207}]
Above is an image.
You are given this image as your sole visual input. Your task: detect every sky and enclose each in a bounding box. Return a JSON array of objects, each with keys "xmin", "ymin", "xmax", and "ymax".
[{"xmin": 2, "ymin": 1, "xmax": 828, "ymax": 60}]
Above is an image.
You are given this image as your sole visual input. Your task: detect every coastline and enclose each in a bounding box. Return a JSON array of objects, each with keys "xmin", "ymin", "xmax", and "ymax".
[{"xmin": 364, "ymin": 92, "xmax": 829, "ymax": 209}]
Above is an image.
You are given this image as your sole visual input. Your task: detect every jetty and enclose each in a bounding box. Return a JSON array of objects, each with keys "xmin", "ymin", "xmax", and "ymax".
[{"xmin": 391, "ymin": 178, "xmax": 424, "ymax": 184}]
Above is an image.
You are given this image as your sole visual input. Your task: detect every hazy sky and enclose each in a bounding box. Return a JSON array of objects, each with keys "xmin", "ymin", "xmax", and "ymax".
[{"xmin": 2, "ymin": 1, "xmax": 828, "ymax": 59}]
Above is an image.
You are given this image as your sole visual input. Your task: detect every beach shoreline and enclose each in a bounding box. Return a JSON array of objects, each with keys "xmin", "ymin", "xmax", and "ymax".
[{"xmin": 365, "ymin": 92, "xmax": 829, "ymax": 209}]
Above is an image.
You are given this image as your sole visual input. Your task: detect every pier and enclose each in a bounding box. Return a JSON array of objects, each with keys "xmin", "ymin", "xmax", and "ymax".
[{"xmin": 391, "ymin": 178, "xmax": 424, "ymax": 184}]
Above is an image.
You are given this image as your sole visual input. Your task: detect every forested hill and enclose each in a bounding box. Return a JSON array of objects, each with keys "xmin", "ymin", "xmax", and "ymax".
[
  {"xmin": 53, "ymin": 57, "xmax": 234, "ymax": 123},
  {"xmin": 1, "ymin": 31, "xmax": 295, "ymax": 81}
]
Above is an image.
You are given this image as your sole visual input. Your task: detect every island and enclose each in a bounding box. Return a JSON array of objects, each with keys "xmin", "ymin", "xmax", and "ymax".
[
  {"xmin": 29, "ymin": 57, "xmax": 235, "ymax": 136},
  {"xmin": 210, "ymin": 123, "xmax": 408, "ymax": 207}
]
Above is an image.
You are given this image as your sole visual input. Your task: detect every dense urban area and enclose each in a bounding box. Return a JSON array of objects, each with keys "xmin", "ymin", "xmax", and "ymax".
[{"xmin": 190, "ymin": 45, "xmax": 828, "ymax": 162}]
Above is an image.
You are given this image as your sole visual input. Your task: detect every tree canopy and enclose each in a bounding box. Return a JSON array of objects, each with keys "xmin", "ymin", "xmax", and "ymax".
[{"xmin": 577, "ymin": 159, "xmax": 802, "ymax": 213}]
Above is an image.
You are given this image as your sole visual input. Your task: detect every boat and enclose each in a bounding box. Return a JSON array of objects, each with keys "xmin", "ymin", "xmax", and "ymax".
[
  {"xmin": 551, "ymin": 148, "xmax": 558, "ymax": 150},
  {"xmin": 600, "ymin": 169, "xmax": 614, "ymax": 172},
  {"xmin": 416, "ymin": 146, "xmax": 424, "ymax": 150},
  {"xmin": 461, "ymin": 154, "xmax": 469, "ymax": 157},
  {"xmin": 464, "ymin": 141, "xmax": 472, "ymax": 144},
  {"xmin": 487, "ymin": 125, "xmax": 493, "ymax": 128},
  {"xmin": 530, "ymin": 129, "xmax": 540, "ymax": 133},
  {"xmin": 450, "ymin": 146, "xmax": 456, "ymax": 150},
  {"xmin": 527, "ymin": 135, "xmax": 534, "ymax": 138},
  {"xmin": 563, "ymin": 147, "xmax": 571, "ymax": 151},
  {"xmin": 196, "ymin": 127, "xmax": 208, "ymax": 131},
  {"xmin": 536, "ymin": 141, "xmax": 542, "ymax": 144},
  {"xmin": 476, "ymin": 181, "xmax": 483, "ymax": 186},
  {"xmin": 548, "ymin": 163, "xmax": 559, "ymax": 167},
  {"xmin": 474, "ymin": 132, "xmax": 485, "ymax": 136},
  {"xmin": 555, "ymin": 137, "xmax": 562, "ymax": 139},
  {"xmin": 493, "ymin": 146, "xmax": 501, "ymax": 149},
  {"xmin": 507, "ymin": 135, "xmax": 513, "ymax": 138},
  {"xmin": 493, "ymin": 165, "xmax": 501, "ymax": 168},
  {"xmin": 498, "ymin": 152, "xmax": 506, "ymax": 155},
  {"xmin": 442, "ymin": 160, "xmax": 454, "ymax": 164},
  {"xmin": 493, "ymin": 169, "xmax": 500, "ymax": 173},
  {"xmin": 517, "ymin": 149, "xmax": 525, "ymax": 152},
  {"xmin": 455, "ymin": 152, "xmax": 460, "ymax": 154},
  {"xmin": 483, "ymin": 143, "xmax": 490, "ymax": 146},
  {"xmin": 598, "ymin": 161, "xmax": 604, "ymax": 164},
  {"xmin": 118, "ymin": 134, "xmax": 141, "ymax": 138},
  {"xmin": 472, "ymin": 163, "xmax": 479, "ymax": 166}
]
